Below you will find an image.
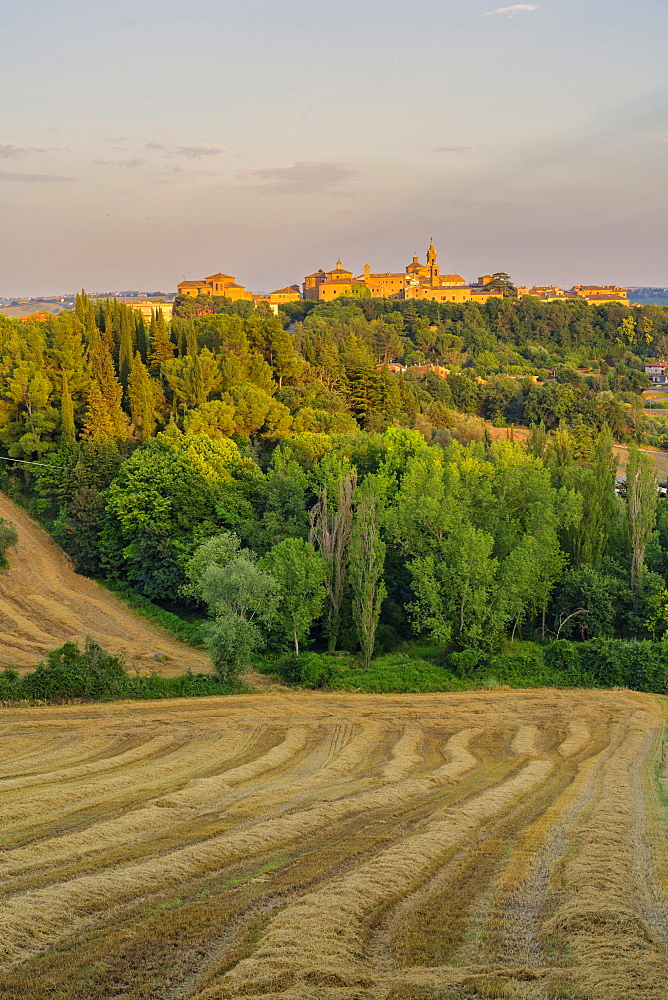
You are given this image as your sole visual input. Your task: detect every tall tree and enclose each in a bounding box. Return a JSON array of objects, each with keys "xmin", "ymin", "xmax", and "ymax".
[
  {"xmin": 83, "ymin": 343, "xmax": 129, "ymax": 441},
  {"xmin": 627, "ymin": 446, "xmax": 657, "ymax": 592},
  {"xmin": 118, "ymin": 306, "xmax": 135, "ymax": 387},
  {"xmin": 309, "ymin": 469, "xmax": 357, "ymax": 651},
  {"xmin": 261, "ymin": 538, "xmax": 326, "ymax": 656},
  {"xmin": 349, "ymin": 477, "xmax": 386, "ymax": 668},
  {"xmin": 59, "ymin": 371, "xmax": 76, "ymax": 445},
  {"xmin": 149, "ymin": 308, "xmax": 175, "ymax": 373},
  {"xmin": 127, "ymin": 352, "xmax": 158, "ymax": 441}
]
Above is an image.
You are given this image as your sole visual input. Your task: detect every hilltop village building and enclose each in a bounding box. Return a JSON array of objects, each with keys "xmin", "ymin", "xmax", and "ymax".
[
  {"xmin": 516, "ymin": 284, "xmax": 629, "ymax": 305},
  {"xmin": 177, "ymin": 243, "xmax": 630, "ymax": 309},
  {"xmin": 303, "ymin": 242, "xmax": 502, "ymax": 304},
  {"xmin": 177, "ymin": 272, "xmax": 254, "ymax": 302}
]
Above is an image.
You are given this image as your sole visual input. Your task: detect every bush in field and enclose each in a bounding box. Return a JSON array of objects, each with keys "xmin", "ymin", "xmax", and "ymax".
[
  {"xmin": 0, "ymin": 639, "xmax": 240, "ymax": 704},
  {"xmin": 545, "ymin": 637, "xmax": 668, "ymax": 692},
  {"xmin": 202, "ymin": 613, "xmax": 263, "ymax": 682},
  {"xmin": 16, "ymin": 639, "xmax": 127, "ymax": 701},
  {"xmin": 274, "ymin": 652, "xmax": 334, "ymax": 688},
  {"xmin": 0, "ymin": 516, "xmax": 18, "ymax": 570}
]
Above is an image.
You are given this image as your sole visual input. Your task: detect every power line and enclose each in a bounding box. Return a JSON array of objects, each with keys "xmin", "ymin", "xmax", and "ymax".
[{"xmin": 0, "ymin": 455, "xmax": 66, "ymax": 470}]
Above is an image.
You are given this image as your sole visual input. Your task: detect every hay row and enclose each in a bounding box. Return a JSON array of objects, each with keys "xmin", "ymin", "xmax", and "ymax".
[
  {"xmin": 468, "ymin": 723, "xmax": 619, "ymax": 970},
  {"xmin": 542, "ymin": 706, "xmax": 668, "ymax": 999},
  {"xmin": 0, "ymin": 732, "xmax": 117, "ymax": 776},
  {"xmin": 0, "ymin": 733, "xmax": 180, "ymax": 792},
  {"xmin": 380, "ymin": 726, "xmax": 424, "ymax": 782},
  {"xmin": 0, "ymin": 727, "xmax": 484, "ymax": 963},
  {"xmin": 157, "ymin": 726, "xmax": 310, "ymax": 808},
  {"xmin": 0, "ymin": 726, "xmax": 372, "ymax": 882},
  {"xmin": 201, "ymin": 759, "xmax": 555, "ymax": 997},
  {"xmin": 558, "ymin": 719, "xmax": 592, "ymax": 757},
  {"xmin": 0, "ymin": 729, "xmax": 253, "ymax": 828},
  {"xmin": 510, "ymin": 724, "xmax": 542, "ymax": 757}
]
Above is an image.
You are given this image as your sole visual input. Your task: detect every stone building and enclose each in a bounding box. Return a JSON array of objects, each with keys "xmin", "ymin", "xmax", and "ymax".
[
  {"xmin": 303, "ymin": 241, "xmax": 502, "ymax": 304},
  {"xmin": 177, "ymin": 272, "xmax": 253, "ymax": 302}
]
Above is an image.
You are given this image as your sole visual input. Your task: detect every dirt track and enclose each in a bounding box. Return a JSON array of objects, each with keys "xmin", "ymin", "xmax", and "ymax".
[
  {"xmin": 0, "ymin": 492, "xmax": 210, "ymax": 673},
  {"xmin": 0, "ymin": 688, "xmax": 666, "ymax": 999}
]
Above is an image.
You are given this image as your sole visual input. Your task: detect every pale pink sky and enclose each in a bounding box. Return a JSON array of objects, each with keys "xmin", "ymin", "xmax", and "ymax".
[{"xmin": 1, "ymin": 0, "xmax": 666, "ymax": 297}]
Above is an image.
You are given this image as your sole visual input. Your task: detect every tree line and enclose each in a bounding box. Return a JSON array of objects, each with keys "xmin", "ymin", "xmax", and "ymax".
[{"xmin": 1, "ymin": 290, "xmax": 668, "ymax": 676}]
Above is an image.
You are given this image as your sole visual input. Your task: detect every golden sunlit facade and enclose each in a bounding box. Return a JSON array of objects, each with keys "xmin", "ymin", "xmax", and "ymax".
[
  {"xmin": 177, "ymin": 272, "xmax": 253, "ymax": 301},
  {"xmin": 302, "ymin": 242, "xmax": 503, "ymax": 304}
]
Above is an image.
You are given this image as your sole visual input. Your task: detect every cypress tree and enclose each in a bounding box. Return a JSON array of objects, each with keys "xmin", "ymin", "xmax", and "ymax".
[
  {"xmin": 135, "ymin": 314, "xmax": 150, "ymax": 363},
  {"xmin": 149, "ymin": 308, "xmax": 175, "ymax": 373},
  {"xmin": 185, "ymin": 320, "xmax": 198, "ymax": 357},
  {"xmin": 82, "ymin": 381, "xmax": 115, "ymax": 440},
  {"xmin": 127, "ymin": 352, "xmax": 157, "ymax": 441},
  {"xmin": 60, "ymin": 371, "xmax": 76, "ymax": 445},
  {"xmin": 74, "ymin": 290, "xmax": 99, "ymax": 350},
  {"xmin": 118, "ymin": 307, "xmax": 135, "ymax": 388},
  {"xmin": 84, "ymin": 342, "xmax": 129, "ymax": 441}
]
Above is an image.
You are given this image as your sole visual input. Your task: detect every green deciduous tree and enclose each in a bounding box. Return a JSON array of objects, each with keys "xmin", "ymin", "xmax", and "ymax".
[{"xmin": 261, "ymin": 538, "xmax": 326, "ymax": 655}]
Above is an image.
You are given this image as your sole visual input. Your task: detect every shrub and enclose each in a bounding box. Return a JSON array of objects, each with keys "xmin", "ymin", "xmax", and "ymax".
[
  {"xmin": 201, "ymin": 612, "xmax": 262, "ymax": 682},
  {"xmin": 0, "ymin": 516, "xmax": 18, "ymax": 570},
  {"xmin": 578, "ymin": 638, "xmax": 668, "ymax": 693},
  {"xmin": 0, "ymin": 639, "xmax": 240, "ymax": 704},
  {"xmin": 449, "ymin": 649, "xmax": 482, "ymax": 676},
  {"xmin": 274, "ymin": 652, "xmax": 334, "ymax": 688}
]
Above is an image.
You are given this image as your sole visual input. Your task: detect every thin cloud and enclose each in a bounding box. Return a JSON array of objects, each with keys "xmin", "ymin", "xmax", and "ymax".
[
  {"xmin": 433, "ymin": 144, "xmax": 476, "ymax": 154},
  {"xmin": 650, "ymin": 133, "xmax": 668, "ymax": 143},
  {"xmin": 93, "ymin": 157, "xmax": 146, "ymax": 168},
  {"xmin": 482, "ymin": 4, "xmax": 539, "ymax": 16},
  {"xmin": 0, "ymin": 170, "xmax": 72, "ymax": 183},
  {"xmin": 241, "ymin": 161, "xmax": 357, "ymax": 195},
  {"xmin": 145, "ymin": 141, "xmax": 227, "ymax": 158},
  {"xmin": 0, "ymin": 143, "xmax": 58, "ymax": 158}
]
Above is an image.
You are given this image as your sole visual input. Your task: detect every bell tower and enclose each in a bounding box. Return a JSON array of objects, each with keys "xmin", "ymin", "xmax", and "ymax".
[{"xmin": 427, "ymin": 238, "xmax": 440, "ymax": 286}]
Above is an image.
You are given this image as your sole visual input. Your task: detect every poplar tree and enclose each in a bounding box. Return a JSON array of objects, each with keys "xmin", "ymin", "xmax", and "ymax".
[
  {"xmin": 309, "ymin": 469, "xmax": 357, "ymax": 651},
  {"xmin": 349, "ymin": 478, "xmax": 386, "ymax": 668},
  {"xmin": 627, "ymin": 446, "xmax": 657, "ymax": 593}
]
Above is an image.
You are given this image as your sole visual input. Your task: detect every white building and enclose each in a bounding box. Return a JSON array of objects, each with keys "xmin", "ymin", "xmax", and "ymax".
[{"xmin": 645, "ymin": 363, "xmax": 667, "ymax": 385}]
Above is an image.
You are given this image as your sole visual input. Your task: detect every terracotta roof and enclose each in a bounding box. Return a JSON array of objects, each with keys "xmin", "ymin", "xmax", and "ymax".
[
  {"xmin": 204, "ymin": 272, "xmax": 236, "ymax": 282},
  {"xmin": 177, "ymin": 280, "xmax": 207, "ymax": 287}
]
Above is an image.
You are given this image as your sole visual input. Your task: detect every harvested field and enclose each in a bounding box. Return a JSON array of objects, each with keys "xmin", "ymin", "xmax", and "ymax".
[
  {"xmin": 0, "ymin": 492, "xmax": 210, "ymax": 673},
  {"xmin": 0, "ymin": 689, "xmax": 666, "ymax": 999}
]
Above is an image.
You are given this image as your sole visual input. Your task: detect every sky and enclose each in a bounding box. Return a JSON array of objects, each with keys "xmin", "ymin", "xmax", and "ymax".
[{"xmin": 1, "ymin": 0, "xmax": 666, "ymax": 297}]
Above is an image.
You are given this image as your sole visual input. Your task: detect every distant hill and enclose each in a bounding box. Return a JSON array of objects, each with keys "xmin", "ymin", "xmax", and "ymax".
[{"xmin": 0, "ymin": 301, "xmax": 73, "ymax": 318}]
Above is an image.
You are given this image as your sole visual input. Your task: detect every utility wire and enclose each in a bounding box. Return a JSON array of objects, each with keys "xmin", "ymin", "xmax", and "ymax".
[{"xmin": 0, "ymin": 455, "xmax": 66, "ymax": 470}]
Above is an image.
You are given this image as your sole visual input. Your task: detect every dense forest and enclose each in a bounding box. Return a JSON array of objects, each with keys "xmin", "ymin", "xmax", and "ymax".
[{"xmin": 2, "ymin": 290, "xmax": 668, "ymax": 688}]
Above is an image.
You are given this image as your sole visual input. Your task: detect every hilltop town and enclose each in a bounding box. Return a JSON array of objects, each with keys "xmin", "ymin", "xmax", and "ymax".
[{"xmin": 177, "ymin": 240, "xmax": 631, "ymax": 311}]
